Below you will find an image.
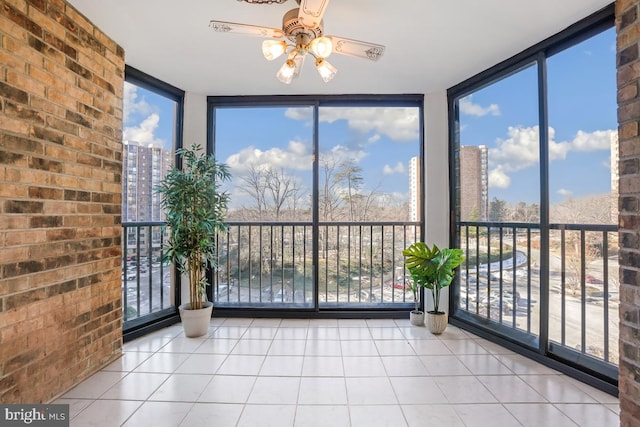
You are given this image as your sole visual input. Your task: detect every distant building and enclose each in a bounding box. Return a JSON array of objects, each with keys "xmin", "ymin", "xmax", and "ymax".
[
  {"xmin": 460, "ymin": 145, "xmax": 488, "ymax": 221},
  {"xmin": 122, "ymin": 141, "xmax": 173, "ymax": 256},
  {"xmin": 408, "ymin": 156, "xmax": 421, "ymax": 222},
  {"xmin": 122, "ymin": 141, "xmax": 173, "ymax": 222}
]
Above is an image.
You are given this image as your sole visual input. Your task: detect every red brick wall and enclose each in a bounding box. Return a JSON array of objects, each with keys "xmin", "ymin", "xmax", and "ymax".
[
  {"xmin": 617, "ymin": 1, "xmax": 640, "ymax": 425},
  {"xmin": 0, "ymin": 0, "xmax": 124, "ymax": 403}
]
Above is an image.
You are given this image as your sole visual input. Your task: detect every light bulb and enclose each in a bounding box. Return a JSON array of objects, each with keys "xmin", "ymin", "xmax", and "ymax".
[
  {"xmin": 276, "ymin": 59, "xmax": 296, "ymax": 84},
  {"xmin": 309, "ymin": 37, "xmax": 333, "ymax": 58},
  {"xmin": 262, "ymin": 40, "xmax": 287, "ymax": 61},
  {"xmin": 315, "ymin": 58, "xmax": 337, "ymax": 82}
]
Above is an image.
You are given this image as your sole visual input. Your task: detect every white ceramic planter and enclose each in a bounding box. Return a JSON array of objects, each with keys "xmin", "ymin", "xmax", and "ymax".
[
  {"xmin": 179, "ymin": 301, "xmax": 213, "ymax": 338},
  {"xmin": 426, "ymin": 311, "xmax": 447, "ymax": 334},
  {"xmin": 409, "ymin": 310, "xmax": 425, "ymax": 326}
]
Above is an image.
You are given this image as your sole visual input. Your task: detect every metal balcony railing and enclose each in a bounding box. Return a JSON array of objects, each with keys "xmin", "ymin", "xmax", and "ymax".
[
  {"xmin": 213, "ymin": 221, "xmax": 421, "ymax": 309},
  {"xmin": 457, "ymin": 221, "xmax": 618, "ymax": 367},
  {"xmin": 121, "ymin": 222, "xmax": 173, "ymax": 326}
]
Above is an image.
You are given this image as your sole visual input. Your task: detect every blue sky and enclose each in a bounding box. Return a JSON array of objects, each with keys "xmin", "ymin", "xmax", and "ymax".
[{"xmin": 459, "ymin": 27, "xmax": 616, "ymax": 204}]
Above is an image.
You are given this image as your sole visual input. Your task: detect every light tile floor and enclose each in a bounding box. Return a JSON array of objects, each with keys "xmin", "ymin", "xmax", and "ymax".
[{"xmin": 57, "ymin": 318, "xmax": 620, "ymax": 426}]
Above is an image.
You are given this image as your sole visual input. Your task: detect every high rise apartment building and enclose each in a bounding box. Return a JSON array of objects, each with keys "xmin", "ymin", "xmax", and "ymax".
[
  {"xmin": 459, "ymin": 145, "xmax": 488, "ymax": 221},
  {"xmin": 122, "ymin": 141, "xmax": 173, "ymax": 222}
]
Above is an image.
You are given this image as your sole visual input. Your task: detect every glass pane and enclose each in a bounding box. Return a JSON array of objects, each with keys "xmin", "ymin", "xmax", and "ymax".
[
  {"xmin": 122, "ymin": 80, "xmax": 178, "ymax": 322},
  {"xmin": 317, "ymin": 106, "xmax": 421, "ymax": 307},
  {"xmin": 213, "ymin": 107, "xmax": 314, "ymax": 307},
  {"xmin": 456, "ymin": 63, "xmax": 541, "ymax": 339},
  {"xmin": 547, "ymin": 28, "xmax": 619, "ymax": 365}
]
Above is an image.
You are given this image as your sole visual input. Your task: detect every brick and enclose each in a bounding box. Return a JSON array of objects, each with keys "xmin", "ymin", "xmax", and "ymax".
[
  {"xmin": 1, "ymin": 133, "xmax": 43, "ymax": 154},
  {"xmin": 0, "ymin": 81, "xmax": 29, "ymax": 104},
  {"xmin": 620, "ymin": 44, "xmax": 640, "ymax": 67},
  {"xmin": 3, "ymin": 101, "xmax": 45, "ymax": 125},
  {"xmin": 31, "ymin": 125, "xmax": 64, "ymax": 144},
  {"xmin": 621, "ymin": 5, "xmax": 638, "ymax": 31},
  {"xmin": 0, "ymin": 2, "xmax": 43, "ymax": 38}
]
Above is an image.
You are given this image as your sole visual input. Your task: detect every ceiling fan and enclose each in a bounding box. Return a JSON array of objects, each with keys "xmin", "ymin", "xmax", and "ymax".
[{"xmin": 209, "ymin": 0, "xmax": 385, "ymax": 84}]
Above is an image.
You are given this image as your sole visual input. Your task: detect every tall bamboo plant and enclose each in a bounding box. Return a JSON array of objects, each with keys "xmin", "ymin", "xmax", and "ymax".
[
  {"xmin": 157, "ymin": 144, "xmax": 231, "ymax": 310},
  {"xmin": 403, "ymin": 242, "xmax": 465, "ymax": 313}
]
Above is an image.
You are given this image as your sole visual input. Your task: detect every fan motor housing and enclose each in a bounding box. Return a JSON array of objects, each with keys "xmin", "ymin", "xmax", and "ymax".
[{"xmin": 283, "ymin": 8, "xmax": 323, "ymax": 42}]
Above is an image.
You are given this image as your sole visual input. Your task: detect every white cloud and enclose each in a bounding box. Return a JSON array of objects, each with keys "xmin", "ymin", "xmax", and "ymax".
[
  {"xmin": 486, "ymin": 126, "xmax": 616, "ymax": 190},
  {"xmin": 489, "ymin": 166, "xmax": 511, "ymax": 188},
  {"xmin": 285, "ymin": 107, "xmax": 419, "ymax": 141},
  {"xmin": 459, "ymin": 95, "xmax": 500, "ymax": 117},
  {"xmin": 123, "ymin": 82, "xmax": 153, "ymax": 124},
  {"xmin": 383, "ymin": 162, "xmax": 405, "ymax": 175},
  {"xmin": 123, "ymin": 113, "xmax": 165, "ymax": 146},
  {"xmin": 557, "ymin": 188, "xmax": 573, "ymax": 197},
  {"xmin": 225, "ymin": 139, "xmax": 313, "ymax": 173}
]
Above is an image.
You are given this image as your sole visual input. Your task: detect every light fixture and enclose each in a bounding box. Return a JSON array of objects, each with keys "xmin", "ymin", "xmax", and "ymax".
[
  {"xmin": 315, "ymin": 57, "xmax": 337, "ymax": 82},
  {"xmin": 262, "ymin": 40, "xmax": 287, "ymax": 61},
  {"xmin": 211, "ymin": 3, "xmax": 386, "ymax": 84},
  {"xmin": 276, "ymin": 59, "xmax": 296, "ymax": 84}
]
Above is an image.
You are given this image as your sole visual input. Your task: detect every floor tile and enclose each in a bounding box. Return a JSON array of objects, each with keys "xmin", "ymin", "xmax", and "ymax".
[
  {"xmin": 301, "ymin": 356, "xmax": 344, "ymax": 376},
  {"xmin": 63, "ymin": 371, "xmax": 127, "ymax": 399},
  {"xmin": 237, "ymin": 404, "xmax": 296, "ymax": 427},
  {"xmin": 268, "ymin": 339, "xmax": 307, "ymax": 356},
  {"xmin": 401, "ymin": 404, "xmax": 465, "ymax": 427},
  {"xmin": 338, "ymin": 327, "xmax": 372, "ymax": 340},
  {"xmin": 174, "ymin": 354, "xmax": 227, "ymax": 375},
  {"xmin": 343, "ymin": 356, "xmax": 387, "ymax": 377},
  {"xmin": 476, "ymin": 375, "xmax": 546, "ymax": 403},
  {"xmin": 346, "ymin": 377, "xmax": 398, "ymax": 404},
  {"xmin": 295, "ymin": 405, "xmax": 349, "ymax": 427},
  {"xmin": 242, "ymin": 327, "xmax": 279, "ymax": 340},
  {"xmin": 122, "ymin": 401, "xmax": 192, "ymax": 427},
  {"xmin": 297, "ymin": 377, "xmax": 348, "ymax": 404},
  {"xmin": 390, "ymin": 376, "xmax": 448, "ymax": 404},
  {"xmin": 67, "ymin": 318, "xmax": 618, "ymax": 427},
  {"xmin": 248, "ymin": 376, "xmax": 300, "ymax": 404},
  {"xmin": 433, "ymin": 376, "xmax": 498, "ymax": 403},
  {"xmin": 70, "ymin": 399, "xmax": 142, "ymax": 427},
  {"xmin": 148, "ymin": 373, "xmax": 212, "ymax": 402},
  {"xmin": 375, "ymin": 339, "xmax": 416, "ymax": 356},
  {"xmin": 304, "ymin": 340, "xmax": 342, "ymax": 356},
  {"xmin": 217, "ymin": 354, "xmax": 265, "ymax": 375},
  {"xmin": 260, "ymin": 355, "xmax": 304, "ymax": 376},
  {"xmin": 407, "ymin": 339, "xmax": 453, "ymax": 355},
  {"xmin": 274, "ymin": 327, "xmax": 308, "ymax": 340},
  {"xmin": 441, "ymin": 339, "xmax": 489, "ymax": 354},
  {"xmin": 53, "ymin": 398, "xmax": 94, "ymax": 420},
  {"xmin": 231, "ymin": 339, "xmax": 273, "ymax": 355},
  {"xmin": 193, "ymin": 338, "xmax": 238, "ymax": 354},
  {"xmin": 418, "ymin": 355, "xmax": 472, "ymax": 376},
  {"xmin": 179, "ymin": 403, "xmax": 243, "ymax": 427},
  {"xmin": 519, "ymin": 375, "xmax": 599, "ymax": 403},
  {"xmin": 453, "ymin": 403, "xmax": 521, "ymax": 427},
  {"xmin": 102, "ymin": 351, "xmax": 153, "ymax": 372},
  {"xmin": 134, "ymin": 352, "xmax": 190, "ymax": 373},
  {"xmin": 368, "ymin": 327, "xmax": 407, "ymax": 340},
  {"xmin": 197, "ymin": 375, "xmax": 256, "ymax": 403},
  {"xmin": 158, "ymin": 337, "xmax": 206, "ymax": 353},
  {"xmin": 101, "ymin": 372, "xmax": 170, "ymax": 400},
  {"xmin": 457, "ymin": 354, "xmax": 513, "ymax": 375},
  {"xmin": 382, "ymin": 355, "xmax": 429, "ymax": 376},
  {"xmin": 555, "ymin": 403, "xmax": 620, "ymax": 427},
  {"xmin": 340, "ymin": 340, "xmax": 379, "ymax": 356},
  {"xmin": 349, "ymin": 404, "xmax": 408, "ymax": 427},
  {"xmin": 503, "ymin": 403, "xmax": 578, "ymax": 427}
]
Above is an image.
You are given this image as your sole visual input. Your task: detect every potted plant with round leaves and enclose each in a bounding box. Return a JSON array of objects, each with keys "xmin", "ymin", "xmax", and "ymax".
[
  {"xmin": 157, "ymin": 144, "xmax": 231, "ymax": 337},
  {"xmin": 403, "ymin": 242, "xmax": 465, "ymax": 334}
]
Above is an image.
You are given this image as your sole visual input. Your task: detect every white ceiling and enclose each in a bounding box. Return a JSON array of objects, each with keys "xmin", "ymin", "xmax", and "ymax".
[{"xmin": 67, "ymin": 0, "xmax": 611, "ymax": 96}]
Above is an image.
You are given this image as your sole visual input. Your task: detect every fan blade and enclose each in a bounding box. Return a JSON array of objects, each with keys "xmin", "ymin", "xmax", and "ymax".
[
  {"xmin": 209, "ymin": 20, "xmax": 284, "ymax": 38},
  {"xmin": 328, "ymin": 36, "xmax": 385, "ymax": 61},
  {"xmin": 298, "ymin": 0, "xmax": 330, "ymax": 29}
]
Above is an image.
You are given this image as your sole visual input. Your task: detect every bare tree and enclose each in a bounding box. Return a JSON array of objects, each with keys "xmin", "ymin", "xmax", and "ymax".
[
  {"xmin": 264, "ymin": 167, "xmax": 300, "ymax": 220},
  {"xmin": 238, "ymin": 165, "xmax": 268, "ymax": 217},
  {"xmin": 335, "ymin": 160, "xmax": 363, "ymax": 222},
  {"xmin": 320, "ymin": 157, "xmax": 343, "ymax": 221}
]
